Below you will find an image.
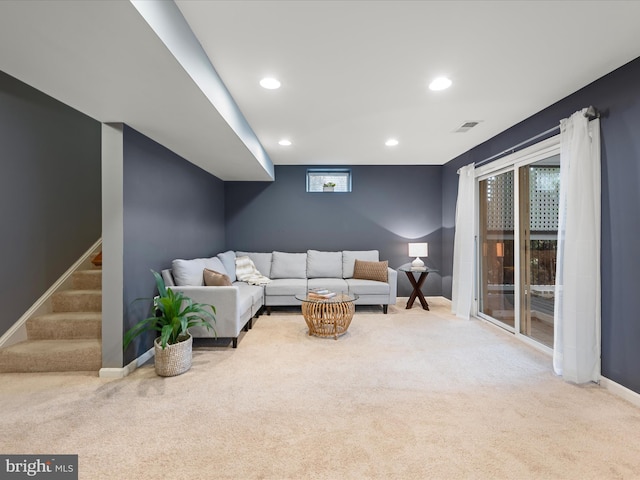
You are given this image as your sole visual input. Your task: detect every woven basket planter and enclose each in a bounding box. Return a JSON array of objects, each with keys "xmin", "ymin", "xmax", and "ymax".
[{"xmin": 154, "ymin": 334, "xmax": 192, "ymax": 377}]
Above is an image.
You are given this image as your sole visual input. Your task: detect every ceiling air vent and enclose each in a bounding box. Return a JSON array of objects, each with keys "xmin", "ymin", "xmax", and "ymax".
[{"xmin": 454, "ymin": 121, "xmax": 480, "ymax": 133}]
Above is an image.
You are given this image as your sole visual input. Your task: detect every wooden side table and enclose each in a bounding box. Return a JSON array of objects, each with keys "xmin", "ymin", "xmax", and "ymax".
[{"xmin": 398, "ymin": 265, "xmax": 437, "ymax": 311}]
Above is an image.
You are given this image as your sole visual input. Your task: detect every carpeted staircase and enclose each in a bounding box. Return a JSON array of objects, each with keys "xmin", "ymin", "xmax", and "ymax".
[{"xmin": 0, "ymin": 263, "xmax": 102, "ymax": 373}]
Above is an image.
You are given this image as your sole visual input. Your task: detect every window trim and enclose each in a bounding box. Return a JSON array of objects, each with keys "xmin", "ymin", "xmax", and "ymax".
[{"xmin": 306, "ymin": 168, "xmax": 352, "ymax": 193}]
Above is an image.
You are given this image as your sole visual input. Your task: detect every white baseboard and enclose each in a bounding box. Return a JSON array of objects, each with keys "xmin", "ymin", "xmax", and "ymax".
[
  {"xmin": 600, "ymin": 376, "xmax": 640, "ymax": 408},
  {"xmin": 0, "ymin": 238, "xmax": 102, "ymax": 349},
  {"xmin": 99, "ymin": 347, "xmax": 154, "ymax": 378}
]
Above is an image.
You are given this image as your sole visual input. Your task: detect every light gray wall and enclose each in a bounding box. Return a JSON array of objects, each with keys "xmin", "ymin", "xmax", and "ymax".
[
  {"xmin": 101, "ymin": 123, "xmax": 124, "ymax": 369},
  {"xmin": 0, "ymin": 70, "xmax": 101, "ymax": 337}
]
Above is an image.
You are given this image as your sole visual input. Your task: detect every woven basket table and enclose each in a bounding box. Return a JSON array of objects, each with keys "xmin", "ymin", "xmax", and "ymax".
[{"xmin": 296, "ymin": 293, "xmax": 358, "ymax": 339}]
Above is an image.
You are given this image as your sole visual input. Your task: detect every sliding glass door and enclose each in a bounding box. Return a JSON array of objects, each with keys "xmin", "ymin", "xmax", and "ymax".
[
  {"xmin": 477, "ymin": 148, "xmax": 560, "ymax": 349},
  {"xmin": 518, "ymin": 157, "xmax": 559, "ymax": 348},
  {"xmin": 478, "ymin": 170, "xmax": 515, "ymax": 329}
]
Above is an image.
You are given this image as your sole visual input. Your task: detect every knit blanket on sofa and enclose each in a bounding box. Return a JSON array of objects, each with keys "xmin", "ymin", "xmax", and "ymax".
[{"xmin": 235, "ymin": 256, "xmax": 271, "ymax": 285}]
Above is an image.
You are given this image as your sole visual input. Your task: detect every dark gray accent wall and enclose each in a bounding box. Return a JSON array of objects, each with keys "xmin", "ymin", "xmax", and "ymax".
[
  {"xmin": 122, "ymin": 126, "xmax": 225, "ymax": 364},
  {"xmin": 0, "ymin": 71, "xmax": 101, "ymax": 337},
  {"xmin": 225, "ymin": 165, "xmax": 443, "ymax": 297},
  {"xmin": 442, "ymin": 56, "xmax": 640, "ymax": 394}
]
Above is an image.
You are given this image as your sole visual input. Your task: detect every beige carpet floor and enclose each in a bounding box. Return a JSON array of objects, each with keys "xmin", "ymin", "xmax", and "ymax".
[{"xmin": 2, "ymin": 297, "xmax": 640, "ymax": 479}]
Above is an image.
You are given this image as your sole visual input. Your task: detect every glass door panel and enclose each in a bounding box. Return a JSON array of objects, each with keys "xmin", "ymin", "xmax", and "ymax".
[
  {"xmin": 478, "ymin": 171, "xmax": 515, "ymax": 328},
  {"xmin": 518, "ymin": 157, "xmax": 559, "ymax": 347}
]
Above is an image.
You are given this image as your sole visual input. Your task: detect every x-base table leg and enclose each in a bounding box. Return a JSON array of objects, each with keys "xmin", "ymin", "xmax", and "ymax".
[{"xmin": 405, "ymin": 271, "xmax": 429, "ymax": 310}]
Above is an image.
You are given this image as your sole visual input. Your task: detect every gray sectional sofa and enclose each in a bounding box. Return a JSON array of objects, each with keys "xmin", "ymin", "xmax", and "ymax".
[{"xmin": 162, "ymin": 250, "xmax": 397, "ymax": 347}]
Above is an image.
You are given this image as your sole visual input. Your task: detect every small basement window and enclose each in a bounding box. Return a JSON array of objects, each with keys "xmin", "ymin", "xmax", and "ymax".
[{"xmin": 306, "ymin": 169, "xmax": 352, "ymax": 192}]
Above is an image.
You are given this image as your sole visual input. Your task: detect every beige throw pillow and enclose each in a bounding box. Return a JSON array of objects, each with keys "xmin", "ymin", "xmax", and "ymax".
[
  {"xmin": 203, "ymin": 268, "xmax": 232, "ymax": 287},
  {"xmin": 352, "ymin": 260, "xmax": 388, "ymax": 282}
]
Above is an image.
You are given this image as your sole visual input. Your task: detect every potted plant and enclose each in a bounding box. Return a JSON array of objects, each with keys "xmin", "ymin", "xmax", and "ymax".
[
  {"xmin": 124, "ymin": 270, "xmax": 216, "ymax": 376},
  {"xmin": 323, "ymin": 182, "xmax": 336, "ymax": 192}
]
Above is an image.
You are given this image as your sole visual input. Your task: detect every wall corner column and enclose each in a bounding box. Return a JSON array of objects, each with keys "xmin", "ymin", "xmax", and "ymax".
[{"xmin": 101, "ymin": 123, "xmax": 124, "ymax": 368}]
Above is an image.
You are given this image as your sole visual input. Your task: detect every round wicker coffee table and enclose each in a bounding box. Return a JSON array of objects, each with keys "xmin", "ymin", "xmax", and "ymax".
[{"xmin": 295, "ymin": 293, "xmax": 358, "ymax": 339}]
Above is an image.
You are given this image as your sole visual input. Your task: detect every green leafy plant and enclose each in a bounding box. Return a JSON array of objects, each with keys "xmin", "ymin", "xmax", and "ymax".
[
  {"xmin": 323, "ymin": 182, "xmax": 336, "ymax": 187},
  {"xmin": 124, "ymin": 270, "xmax": 216, "ymax": 350}
]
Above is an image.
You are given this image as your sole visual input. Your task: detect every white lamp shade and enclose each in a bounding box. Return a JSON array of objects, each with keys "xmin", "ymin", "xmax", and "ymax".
[
  {"xmin": 408, "ymin": 243, "xmax": 428, "ymax": 258},
  {"xmin": 409, "ymin": 242, "xmax": 428, "ymax": 268}
]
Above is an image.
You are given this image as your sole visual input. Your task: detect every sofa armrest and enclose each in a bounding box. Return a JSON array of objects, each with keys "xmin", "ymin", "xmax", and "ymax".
[
  {"xmin": 387, "ymin": 267, "xmax": 397, "ymax": 305},
  {"xmin": 167, "ymin": 285, "xmax": 241, "ymax": 319},
  {"xmin": 161, "ymin": 269, "xmax": 176, "ymax": 287}
]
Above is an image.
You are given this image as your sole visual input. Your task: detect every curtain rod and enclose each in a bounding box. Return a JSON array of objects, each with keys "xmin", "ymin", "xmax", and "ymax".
[{"xmin": 473, "ymin": 105, "xmax": 600, "ymax": 169}]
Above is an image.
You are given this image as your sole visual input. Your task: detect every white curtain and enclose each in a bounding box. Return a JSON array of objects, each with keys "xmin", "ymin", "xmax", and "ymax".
[
  {"xmin": 553, "ymin": 110, "xmax": 601, "ymax": 383},
  {"xmin": 451, "ymin": 163, "xmax": 475, "ymax": 319}
]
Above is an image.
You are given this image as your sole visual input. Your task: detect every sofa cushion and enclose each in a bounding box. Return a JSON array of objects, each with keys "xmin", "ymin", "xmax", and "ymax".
[
  {"xmin": 353, "ymin": 259, "xmax": 388, "ymax": 282},
  {"xmin": 172, "ymin": 257, "xmax": 227, "ymax": 286},
  {"xmin": 342, "ymin": 250, "xmax": 379, "ymax": 278},
  {"xmin": 270, "ymin": 251, "xmax": 307, "ymax": 279},
  {"xmin": 203, "ymin": 268, "xmax": 233, "ymax": 287},
  {"xmin": 236, "ymin": 251, "xmax": 272, "ymax": 278},
  {"xmin": 233, "ymin": 288, "xmax": 254, "ymax": 318},
  {"xmin": 346, "ymin": 278, "xmax": 390, "ymax": 295},
  {"xmin": 307, "ymin": 250, "xmax": 343, "ymax": 278},
  {"xmin": 217, "ymin": 250, "xmax": 237, "ymax": 282},
  {"xmin": 233, "ymin": 281, "xmax": 264, "ymax": 305},
  {"xmin": 307, "ymin": 278, "xmax": 349, "ymax": 294},
  {"xmin": 265, "ymin": 278, "xmax": 308, "ymax": 296}
]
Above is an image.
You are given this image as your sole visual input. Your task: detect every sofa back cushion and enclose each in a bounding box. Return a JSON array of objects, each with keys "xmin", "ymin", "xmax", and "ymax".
[
  {"xmin": 270, "ymin": 251, "xmax": 308, "ymax": 279},
  {"xmin": 307, "ymin": 250, "xmax": 343, "ymax": 278},
  {"xmin": 342, "ymin": 250, "xmax": 379, "ymax": 278},
  {"xmin": 235, "ymin": 251, "xmax": 272, "ymax": 278},
  {"xmin": 353, "ymin": 259, "xmax": 388, "ymax": 282},
  {"xmin": 217, "ymin": 250, "xmax": 237, "ymax": 282},
  {"xmin": 172, "ymin": 257, "xmax": 227, "ymax": 286}
]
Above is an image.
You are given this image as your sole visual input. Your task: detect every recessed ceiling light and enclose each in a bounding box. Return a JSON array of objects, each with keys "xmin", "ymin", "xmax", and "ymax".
[
  {"xmin": 429, "ymin": 76, "xmax": 452, "ymax": 91},
  {"xmin": 385, "ymin": 138, "xmax": 399, "ymax": 147},
  {"xmin": 260, "ymin": 77, "xmax": 281, "ymax": 89},
  {"xmin": 278, "ymin": 139, "xmax": 292, "ymax": 146}
]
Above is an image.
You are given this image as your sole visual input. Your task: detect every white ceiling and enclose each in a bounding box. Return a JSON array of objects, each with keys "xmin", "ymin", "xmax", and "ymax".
[{"xmin": 2, "ymin": 1, "xmax": 640, "ymax": 180}]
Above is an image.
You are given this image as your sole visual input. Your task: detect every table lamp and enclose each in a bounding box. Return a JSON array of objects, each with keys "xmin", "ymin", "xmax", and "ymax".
[{"xmin": 408, "ymin": 242, "xmax": 428, "ymax": 269}]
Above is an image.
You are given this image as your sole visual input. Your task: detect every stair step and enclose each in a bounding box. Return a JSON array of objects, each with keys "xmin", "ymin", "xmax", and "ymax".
[
  {"xmin": 27, "ymin": 312, "xmax": 102, "ymax": 340},
  {"xmin": 72, "ymin": 269, "xmax": 102, "ymax": 290},
  {"xmin": 52, "ymin": 290, "xmax": 101, "ymax": 312},
  {"xmin": 0, "ymin": 339, "xmax": 101, "ymax": 373}
]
